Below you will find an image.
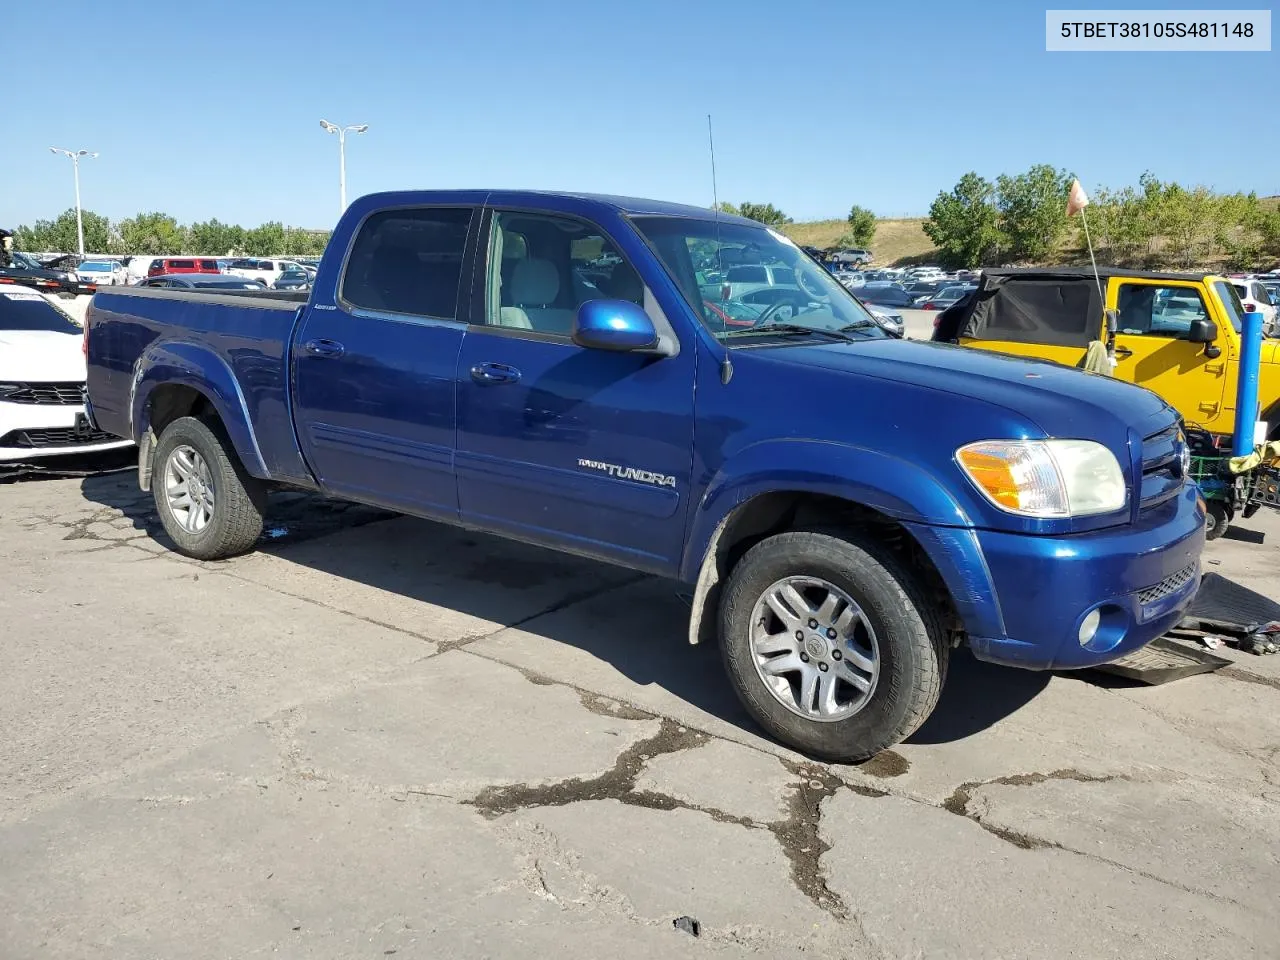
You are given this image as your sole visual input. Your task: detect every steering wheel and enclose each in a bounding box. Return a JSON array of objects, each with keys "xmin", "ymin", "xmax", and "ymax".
[
  {"xmin": 795, "ymin": 265, "xmax": 830, "ymax": 301},
  {"xmin": 756, "ymin": 300, "xmax": 796, "ymax": 325}
]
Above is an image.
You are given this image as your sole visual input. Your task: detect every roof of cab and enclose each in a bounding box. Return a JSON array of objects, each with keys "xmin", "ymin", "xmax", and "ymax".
[
  {"xmin": 983, "ymin": 267, "xmax": 1220, "ymax": 283},
  {"xmin": 352, "ymin": 189, "xmax": 759, "ymax": 226}
]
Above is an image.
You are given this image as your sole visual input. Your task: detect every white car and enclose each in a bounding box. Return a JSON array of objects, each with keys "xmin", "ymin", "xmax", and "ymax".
[
  {"xmin": 0, "ymin": 287, "xmax": 133, "ymax": 463},
  {"xmin": 74, "ymin": 259, "xmax": 127, "ymax": 286},
  {"xmin": 1231, "ymin": 278, "xmax": 1278, "ymax": 333},
  {"xmin": 225, "ymin": 258, "xmax": 303, "ymax": 288}
]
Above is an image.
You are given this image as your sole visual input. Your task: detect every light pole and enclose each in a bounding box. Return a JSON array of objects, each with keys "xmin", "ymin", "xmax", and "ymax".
[
  {"xmin": 49, "ymin": 147, "xmax": 98, "ymax": 257},
  {"xmin": 319, "ymin": 120, "xmax": 368, "ymax": 214}
]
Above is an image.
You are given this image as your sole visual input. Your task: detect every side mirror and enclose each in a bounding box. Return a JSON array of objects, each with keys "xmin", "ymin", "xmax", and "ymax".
[
  {"xmin": 573, "ymin": 299, "xmax": 659, "ymax": 352},
  {"xmin": 1187, "ymin": 318, "xmax": 1218, "ymax": 344}
]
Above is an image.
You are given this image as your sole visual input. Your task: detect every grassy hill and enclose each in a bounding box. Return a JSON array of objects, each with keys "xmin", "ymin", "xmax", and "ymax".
[{"xmin": 782, "ymin": 218, "xmax": 937, "ymax": 266}]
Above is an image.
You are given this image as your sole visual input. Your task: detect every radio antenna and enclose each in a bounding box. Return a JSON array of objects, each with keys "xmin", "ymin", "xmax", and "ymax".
[
  {"xmin": 707, "ymin": 114, "xmax": 720, "ymax": 212},
  {"xmin": 708, "ymin": 114, "xmax": 733, "ymax": 385}
]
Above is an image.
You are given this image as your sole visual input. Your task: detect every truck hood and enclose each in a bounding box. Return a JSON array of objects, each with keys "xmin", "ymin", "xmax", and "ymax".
[
  {"xmin": 0, "ymin": 330, "xmax": 87, "ymax": 382},
  {"xmin": 764, "ymin": 337, "xmax": 1175, "ymax": 440}
]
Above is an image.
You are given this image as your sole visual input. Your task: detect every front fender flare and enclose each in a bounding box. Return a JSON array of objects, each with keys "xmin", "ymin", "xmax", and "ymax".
[
  {"xmin": 681, "ymin": 439, "xmax": 1005, "ymax": 644},
  {"xmin": 131, "ymin": 340, "xmax": 267, "ymax": 478},
  {"xmin": 681, "ymin": 439, "xmax": 974, "ymax": 582}
]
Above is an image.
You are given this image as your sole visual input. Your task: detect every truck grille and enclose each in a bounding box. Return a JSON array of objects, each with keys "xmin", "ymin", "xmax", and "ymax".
[
  {"xmin": 1139, "ymin": 424, "xmax": 1186, "ymax": 510},
  {"xmin": 0, "ymin": 427, "xmax": 117, "ymax": 448},
  {"xmin": 1137, "ymin": 563, "xmax": 1197, "ymax": 606},
  {"xmin": 0, "ymin": 381, "xmax": 85, "ymax": 405}
]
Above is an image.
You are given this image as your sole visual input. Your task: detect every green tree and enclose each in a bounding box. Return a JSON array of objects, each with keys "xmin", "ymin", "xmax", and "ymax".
[
  {"xmin": 923, "ymin": 172, "xmax": 1002, "ymax": 268},
  {"xmin": 995, "ymin": 164, "xmax": 1072, "ymax": 262},
  {"xmin": 845, "ymin": 205, "xmax": 877, "ymax": 247},
  {"xmin": 281, "ymin": 228, "xmax": 330, "ymax": 256},
  {"xmin": 117, "ymin": 212, "xmax": 185, "ymax": 255},
  {"xmin": 711, "ymin": 201, "xmax": 740, "ymax": 215},
  {"xmin": 13, "ymin": 208, "xmax": 112, "ymax": 254},
  {"xmin": 736, "ymin": 202, "xmax": 791, "ymax": 226},
  {"xmin": 243, "ymin": 221, "xmax": 286, "ymax": 256},
  {"xmin": 187, "ymin": 218, "xmax": 245, "ymax": 256}
]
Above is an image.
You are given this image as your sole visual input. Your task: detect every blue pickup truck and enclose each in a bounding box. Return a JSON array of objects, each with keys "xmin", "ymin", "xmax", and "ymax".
[{"xmin": 85, "ymin": 190, "xmax": 1205, "ymax": 761}]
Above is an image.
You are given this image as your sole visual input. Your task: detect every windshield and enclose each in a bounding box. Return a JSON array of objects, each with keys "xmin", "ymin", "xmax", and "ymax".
[
  {"xmin": 79, "ymin": 262, "xmax": 114, "ymax": 272},
  {"xmin": 0, "ymin": 291, "xmax": 81, "ymax": 333},
  {"xmin": 1213, "ymin": 280, "xmax": 1245, "ymax": 334},
  {"xmin": 633, "ymin": 216, "xmax": 887, "ymax": 342},
  {"xmin": 10, "ymin": 252, "xmax": 44, "ymax": 271}
]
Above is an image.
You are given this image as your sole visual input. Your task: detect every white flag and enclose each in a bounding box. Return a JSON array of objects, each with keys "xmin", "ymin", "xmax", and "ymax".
[{"xmin": 1067, "ymin": 179, "xmax": 1089, "ymax": 217}]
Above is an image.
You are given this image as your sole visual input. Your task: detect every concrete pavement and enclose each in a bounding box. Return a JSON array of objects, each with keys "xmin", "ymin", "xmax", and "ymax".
[{"xmin": 1, "ymin": 470, "xmax": 1277, "ymax": 959}]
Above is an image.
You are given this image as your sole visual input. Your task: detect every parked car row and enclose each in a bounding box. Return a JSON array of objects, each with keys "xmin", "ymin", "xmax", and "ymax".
[{"xmin": 9, "ymin": 253, "xmax": 318, "ymax": 292}]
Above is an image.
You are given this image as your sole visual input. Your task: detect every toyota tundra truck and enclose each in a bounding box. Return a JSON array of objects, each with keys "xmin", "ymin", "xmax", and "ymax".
[{"xmin": 84, "ymin": 190, "xmax": 1205, "ymax": 761}]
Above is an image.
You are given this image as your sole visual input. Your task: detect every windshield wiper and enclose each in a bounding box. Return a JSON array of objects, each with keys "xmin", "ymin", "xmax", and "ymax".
[{"xmin": 725, "ymin": 322, "xmax": 859, "ymax": 342}]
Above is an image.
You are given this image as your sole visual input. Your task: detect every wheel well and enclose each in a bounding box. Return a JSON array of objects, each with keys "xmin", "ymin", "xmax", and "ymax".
[
  {"xmin": 148, "ymin": 384, "xmax": 219, "ymax": 437},
  {"xmin": 690, "ymin": 492, "xmax": 960, "ymax": 644}
]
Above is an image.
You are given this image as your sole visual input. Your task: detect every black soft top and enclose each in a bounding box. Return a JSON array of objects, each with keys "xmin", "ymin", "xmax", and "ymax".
[{"xmin": 934, "ymin": 267, "xmax": 1214, "ymax": 347}]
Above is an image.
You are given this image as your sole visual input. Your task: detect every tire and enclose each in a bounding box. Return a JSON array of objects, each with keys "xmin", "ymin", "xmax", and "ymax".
[
  {"xmin": 719, "ymin": 529, "xmax": 947, "ymax": 762},
  {"xmin": 152, "ymin": 416, "xmax": 266, "ymax": 560},
  {"xmin": 1204, "ymin": 501, "xmax": 1230, "ymax": 541}
]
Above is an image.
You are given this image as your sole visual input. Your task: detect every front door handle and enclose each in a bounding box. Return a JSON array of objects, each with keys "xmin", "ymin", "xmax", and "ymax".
[
  {"xmin": 1112, "ymin": 345, "xmax": 1133, "ymax": 359},
  {"xmin": 304, "ymin": 338, "xmax": 345, "ymax": 358},
  {"xmin": 470, "ymin": 362, "xmax": 521, "ymax": 385}
]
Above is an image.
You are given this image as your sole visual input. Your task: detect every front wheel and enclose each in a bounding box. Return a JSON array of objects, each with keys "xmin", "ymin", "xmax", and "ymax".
[
  {"xmin": 152, "ymin": 416, "xmax": 267, "ymax": 560},
  {"xmin": 719, "ymin": 530, "xmax": 947, "ymax": 762}
]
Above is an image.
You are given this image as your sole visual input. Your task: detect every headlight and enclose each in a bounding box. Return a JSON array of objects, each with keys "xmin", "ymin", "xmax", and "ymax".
[{"xmin": 957, "ymin": 439, "xmax": 1127, "ymax": 518}]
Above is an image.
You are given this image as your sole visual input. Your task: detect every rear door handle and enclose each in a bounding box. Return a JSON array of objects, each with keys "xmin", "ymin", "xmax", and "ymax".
[
  {"xmin": 1113, "ymin": 346, "xmax": 1133, "ymax": 359},
  {"xmin": 470, "ymin": 362, "xmax": 521, "ymax": 385},
  {"xmin": 304, "ymin": 338, "xmax": 345, "ymax": 358}
]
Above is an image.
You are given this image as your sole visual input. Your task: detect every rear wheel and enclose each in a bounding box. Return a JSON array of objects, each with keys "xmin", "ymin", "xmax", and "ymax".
[
  {"xmin": 719, "ymin": 530, "xmax": 947, "ymax": 762},
  {"xmin": 1204, "ymin": 501, "xmax": 1230, "ymax": 541},
  {"xmin": 152, "ymin": 416, "xmax": 266, "ymax": 560}
]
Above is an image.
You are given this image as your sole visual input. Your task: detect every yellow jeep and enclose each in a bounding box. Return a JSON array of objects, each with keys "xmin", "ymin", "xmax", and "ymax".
[{"xmin": 937, "ymin": 268, "xmax": 1276, "ymax": 438}]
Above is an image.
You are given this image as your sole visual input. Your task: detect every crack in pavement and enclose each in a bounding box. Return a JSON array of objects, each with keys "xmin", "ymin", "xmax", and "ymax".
[
  {"xmin": 465, "ymin": 719, "xmax": 868, "ymax": 924},
  {"xmin": 433, "ymin": 574, "xmax": 649, "ymax": 655},
  {"xmin": 1219, "ymin": 666, "xmax": 1280, "ymax": 692},
  {"xmin": 773, "ymin": 761, "xmax": 859, "ymax": 921},
  {"xmin": 942, "ymin": 769, "xmax": 1127, "ymax": 848},
  {"xmin": 937, "ymin": 768, "xmax": 1259, "ymax": 910}
]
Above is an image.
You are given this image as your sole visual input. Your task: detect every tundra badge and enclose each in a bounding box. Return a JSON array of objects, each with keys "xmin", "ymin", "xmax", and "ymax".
[{"xmin": 578, "ymin": 458, "xmax": 676, "ymax": 488}]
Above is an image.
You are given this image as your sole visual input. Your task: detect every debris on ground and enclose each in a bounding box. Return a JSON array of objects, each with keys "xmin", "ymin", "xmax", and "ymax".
[
  {"xmin": 672, "ymin": 916, "xmax": 701, "ymax": 938},
  {"xmin": 1171, "ymin": 573, "xmax": 1280, "ymax": 655}
]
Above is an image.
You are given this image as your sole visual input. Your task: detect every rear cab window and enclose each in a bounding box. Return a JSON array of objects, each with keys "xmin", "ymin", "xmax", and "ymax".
[{"xmin": 340, "ymin": 207, "xmax": 475, "ymax": 319}]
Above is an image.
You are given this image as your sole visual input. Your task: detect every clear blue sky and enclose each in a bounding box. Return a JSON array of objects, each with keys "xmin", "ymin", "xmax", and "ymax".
[{"xmin": 6, "ymin": 0, "xmax": 1276, "ymax": 230}]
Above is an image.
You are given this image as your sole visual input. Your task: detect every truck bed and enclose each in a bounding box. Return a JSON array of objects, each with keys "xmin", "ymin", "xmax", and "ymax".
[{"xmin": 86, "ymin": 286, "xmax": 313, "ymax": 484}]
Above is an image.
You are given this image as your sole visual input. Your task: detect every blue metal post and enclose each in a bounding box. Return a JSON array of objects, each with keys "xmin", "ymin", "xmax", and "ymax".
[{"xmin": 1233, "ymin": 310, "xmax": 1265, "ymax": 458}]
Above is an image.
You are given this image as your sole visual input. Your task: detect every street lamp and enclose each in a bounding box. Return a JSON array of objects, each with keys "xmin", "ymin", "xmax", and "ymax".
[
  {"xmin": 49, "ymin": 147, "xmax": 99, "ymax": 257},
  {"xmin": 319, "ymin": 120, "xmax": 368, "ymax": 214}
]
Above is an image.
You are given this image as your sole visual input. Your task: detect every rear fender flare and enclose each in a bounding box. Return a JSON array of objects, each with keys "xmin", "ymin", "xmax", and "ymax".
[{"xmin": 131, "ymin": 341, "xmax": 267, "ymax": 478}]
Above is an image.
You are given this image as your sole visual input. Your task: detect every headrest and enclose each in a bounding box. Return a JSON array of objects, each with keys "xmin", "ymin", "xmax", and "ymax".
[{"xmin": 510, "ymin": 258, "xmax": 559, "ymax": 306}]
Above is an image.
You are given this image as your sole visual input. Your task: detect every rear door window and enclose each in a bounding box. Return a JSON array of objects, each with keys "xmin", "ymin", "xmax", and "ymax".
[
  {"xmin": 170, "ymin": 260, "xmax": 194, "ymax": 270},
  {"xmin": 199, "ymin": 259, "xmax": 218, "ymax": 271},
  {"xmin": 341, "ymin": 207, "xmax": 475, "ymax": 319}
]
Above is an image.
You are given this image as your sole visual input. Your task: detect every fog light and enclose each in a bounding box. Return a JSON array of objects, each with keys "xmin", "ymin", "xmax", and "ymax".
[{"xmin": 1078, "ymin": 609, "xmax": 1101, "ymax": 647}]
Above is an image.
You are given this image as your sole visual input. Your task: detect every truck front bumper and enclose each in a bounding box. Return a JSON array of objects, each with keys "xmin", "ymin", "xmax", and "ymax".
[{"xmin": 912, "ymin": 485, "xmax": 1206, "ymax": 671}]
